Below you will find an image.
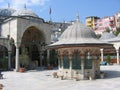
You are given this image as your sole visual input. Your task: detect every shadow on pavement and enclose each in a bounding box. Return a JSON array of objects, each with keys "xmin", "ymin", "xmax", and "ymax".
[{"xmin": 102, "ymin": 70, "xmax": 120, "ymax": 79}]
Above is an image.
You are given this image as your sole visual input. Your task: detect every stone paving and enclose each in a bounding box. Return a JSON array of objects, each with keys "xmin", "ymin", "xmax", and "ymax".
[{"xmin": 0, "ymin": 65, "xmax": 120, "ymax": 90}]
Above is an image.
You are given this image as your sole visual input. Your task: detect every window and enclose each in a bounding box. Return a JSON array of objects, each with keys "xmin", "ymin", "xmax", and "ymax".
[
  {"xmin": 72, "ymin": 52, "xmax": 81, "ymax": 69},
  {"xmin": 84, "ymin": 52, "xmax": 92, "ymax": 69},
  {"xmin": 104, "ymin": 22, "xmax": 109, "ymax": 25},
  {"xmin": 63, "ymin": 55, "xmax": 69, "ymax": 69},
  {"xmin": 117, "ymin": 17, "xmax": 120, "ymax": 22},
  {"xmin": 99, "ymin": 23, "xmax": 102, "ymax": 26}
]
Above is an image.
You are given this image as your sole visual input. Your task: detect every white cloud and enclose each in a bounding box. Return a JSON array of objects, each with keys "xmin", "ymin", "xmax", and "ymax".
[
  {"xmin": 10, "ymin": 0, "xmax": 50, "ymax": 9},
  {"xmin": 0, "ymin": 0, "xmax": 4, "ymax": 3}
]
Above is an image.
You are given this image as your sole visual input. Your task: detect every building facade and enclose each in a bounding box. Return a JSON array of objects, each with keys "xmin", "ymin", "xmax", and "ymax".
[
  {"xmin": 0, "ymin": 7, "xmax": 52, "ymax": 71},
  {"xmin": 86, "ymin": 16, "xmax": 100, "ymax": 30},
  {"xmin": 86, "ymin": 12, "xmax": 120, "ymax": 34},
  {"xmin": 115, "ymin": 12, "xmax": 120, "ymax": 28},
  {"xmin": 94, "ymin": 16, "xmax": 116, "ymax": 34},
  {"xmin": 50, "ymin": 21, "xmax": 71, "ymax": 43}
]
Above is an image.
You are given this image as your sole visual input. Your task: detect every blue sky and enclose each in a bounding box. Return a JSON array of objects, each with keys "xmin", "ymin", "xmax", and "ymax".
[{"xmin": 0, "ymin": 0, "xmax": 120, "ymax": 23}]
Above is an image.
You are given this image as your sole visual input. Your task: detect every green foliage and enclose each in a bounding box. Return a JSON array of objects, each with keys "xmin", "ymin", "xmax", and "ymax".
[
  {"xmin": 96, "ymin": 34, "xmax": 101, "ymax": 39},
  {"xmin": 0, "ymin": 57, "xmax": 8, "ymax": 70},
  {"xmin": 105, "ymin": 27, "xmax": 110, "ymax": 33},
  {"xmin": 61, "ymin": 30, "xmax": 65, "ymax": 34},
  {"xmin": 114, "ymin": 27, "xmax": 120, "ymax": 36}
]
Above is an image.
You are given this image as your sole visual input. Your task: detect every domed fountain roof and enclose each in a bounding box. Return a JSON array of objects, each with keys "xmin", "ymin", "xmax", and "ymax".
[
  {"xmin": 0, "ymin": 8, "xmax": 16, "ymax": 16},
  {"xmin": 50, "ymin": 18, "xmax": 108, "ymax": 47},
  {"xmin": 99, "ymin": 32, "xmax": 116, "ymax": 41},
  {"xmin": 12, "ymin": 8, "xmax": 39, "ymax": 18}
]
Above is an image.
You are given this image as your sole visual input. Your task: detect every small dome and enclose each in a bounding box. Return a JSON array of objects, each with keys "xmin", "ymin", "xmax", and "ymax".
[
  {"xmin": 12, "ymin": 9, "xmax": 38, "ymax": 18},
  {"xmin": 50, "ymin": 19, "xmax": 107, "ymax": 47},
  {"xmin": 107, "ymin": 33, "xmax": 120, "ymax": 42},
  {"xmin": 100, "ymin": 32, "xmax": 116, "ymax": 41},
  {"xmin": 0, "ymin": 8, "xmax": 16, "ymax": 16},
  {"xmin": 60, "ymin": 21, "xmax": 97, "ymax": 40},
  {"xmin": 51, "ymin": 37, "xmax": 58, "ymax": 43}
]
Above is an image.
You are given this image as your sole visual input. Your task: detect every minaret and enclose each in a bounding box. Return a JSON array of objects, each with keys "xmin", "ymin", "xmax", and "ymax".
[
  {"xmin": 76, "ymin": 13, "xmax": 80, "ymax": 22},
  {"xmin": 8, "ymin": 3, "xmax": 10, "ymax": 8},
  {"xmin": 24, "ymin": 4, "xmax": 27, "ymax": 9}
]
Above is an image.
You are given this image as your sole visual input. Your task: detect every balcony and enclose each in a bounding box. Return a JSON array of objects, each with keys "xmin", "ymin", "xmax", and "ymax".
[
  {"xmin": 110, "ymin": 20, "xmax": 114, "ymax": 22},
  {"xmin": 86, "ymin": 23, "xmax": 92, "ymax": 26},
  {"xmin": 109, "ymin": 23, "xmax": 114, "ymax": 26}
]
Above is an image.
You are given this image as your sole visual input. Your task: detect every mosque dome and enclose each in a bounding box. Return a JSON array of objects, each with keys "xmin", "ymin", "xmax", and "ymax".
[
  {"xmin": 12, "ymin": 9, "xmax": 39, "ymax": 18},
  {"xmin": 99, "ymin": 32, "xmax": 116, "ymax": 41},
  {"xmin": 0, "ymin": 8, "xmax": 16, "ymax": 16},
  {"xmin": 107, "ymin": 33, "xmax": 120, "ymax": 42},
  {"xmin": 50, "ymin": 18, "xmax": 107, "ymax": 47}
]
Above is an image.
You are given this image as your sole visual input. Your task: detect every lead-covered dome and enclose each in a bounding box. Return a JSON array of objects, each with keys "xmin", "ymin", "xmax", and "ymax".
[
  {"xmin": 107, "ymin": 33, "xmax": 120, "ymax": 42},
  {"xmin": 0, "ymin": 8, "xmax": 16, "ymax": 16},
  {"xmin": 12, "ymin": 9, "xmax": 39, "ymax": 18},
  {"xmin": 99, "ymin": 32, "xmax": 116, "ymax": 41},
  {"xmin": 60, "ymin": 20, "xmax": 97, "ymax": 39},
  {"xmin": 50, "ymin": 18, "xmax": 108, "ymax": 47}
]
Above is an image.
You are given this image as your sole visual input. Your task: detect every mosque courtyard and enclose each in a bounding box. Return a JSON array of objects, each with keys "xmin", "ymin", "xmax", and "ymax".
[{"xmin": 0, "ymin": 65, "xmax": 120, "ymax": 90}]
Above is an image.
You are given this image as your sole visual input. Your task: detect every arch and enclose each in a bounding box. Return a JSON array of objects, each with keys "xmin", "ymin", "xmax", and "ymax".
[
  {"xmin": 0, "ymin": 38, "xmax": 9, "ymax": 50},
  {"xmin": 20, "ymin": 26, "xmax": 46, "ymax": 68},
  {"xmin": 21, "ymin": 26, "xmax": 45, "ymax": 44},
  {"xmin": 0, "ymin": 45, "xmax": 8, "ymax": 70},
  {"xmin": 0, "ymin": 45, "xmax": 8, "ymax": 56}
]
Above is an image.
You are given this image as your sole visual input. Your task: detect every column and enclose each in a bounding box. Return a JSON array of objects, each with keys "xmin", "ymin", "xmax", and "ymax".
[
  {"xmin": 8, "ymin": 51, "xmax": 11, "ymax": 70},
  {"xmin": 69, "ymin": 59, "xmax": 72, "ymax": 79},
  {"xmin": 47, "ymin": 49, "xmax": 50, "ymax": 66},
  {"xmin": 15, "ymin": 46, "xmax": 20, "ymax": 72},
  {"xmin": 116, "ymin": 49, "xmax": 119, "ymax": 64},
  {"xmin": 92, "ymin": 60, "xmax": 95, "ymax": 79},
  {"xmin": 114, "ymin": 44, "xmax": 120, "ymax": 64},
  {"xmin": 61, "ymin": 56, "xmax": 64, "ymax": 76},
  {"xmin": 100, "ymin": 49, "xmax": 104, "ymax": 63},
  {"xmin": 39, "ymin": 52, "xmax": 42, "ymax": 67},
  {"xmin": 61, "ymin": 56, "xmax": 64, "ymax": 70},
  {"xmin": 58, "ymin": 57, "xmax": 60, "ymax": 69},
  {"xmin": 81, "ymin": 59, "xmax": 84, "ymax": 80}
]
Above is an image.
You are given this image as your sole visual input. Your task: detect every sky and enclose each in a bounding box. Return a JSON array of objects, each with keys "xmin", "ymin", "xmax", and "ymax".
[{"xmin": 0, "ymin": 0, "xmax": 120, "ymax": 23}]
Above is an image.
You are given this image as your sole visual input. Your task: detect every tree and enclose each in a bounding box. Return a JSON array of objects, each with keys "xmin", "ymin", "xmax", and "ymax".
[
  {"xmin": 114, "ymin": 27, "xmax": 120, "ymax": 36},
  {"xmin": 96, "ymin": 34, "xmax": 101, "ymax": 39},
  {"xmin": 105, "ymin": 27, "xmax": 110, "ymax": 33}
]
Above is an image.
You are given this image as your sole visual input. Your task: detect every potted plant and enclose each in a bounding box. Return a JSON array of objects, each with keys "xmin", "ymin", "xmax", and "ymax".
[
  {"xmin": 19, "ymin": 64, "xmax": 26, "ymax": 72},
  {"xmin": 19, "ymin": 46, "xmax": 29, "ymax": 72},
  {"xmin": 19, "ymin": 56, "xmax": 27, "ymax": 72}
]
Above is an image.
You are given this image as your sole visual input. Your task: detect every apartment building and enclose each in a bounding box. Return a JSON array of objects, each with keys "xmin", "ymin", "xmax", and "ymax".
[
  {"xmin": 115, "ymin": 12, "xmax": 120, "ymax": 28},
  {"xmin": 86, "ymin": 12, "xmax": 120, "ymax": 34},
  {"xmin": 94, "ymin": 16, "xmax": 116, "ymax": 34},
  {"xmin": 86, "ymin": 16, "xmax": 100, "ymax": 29}
]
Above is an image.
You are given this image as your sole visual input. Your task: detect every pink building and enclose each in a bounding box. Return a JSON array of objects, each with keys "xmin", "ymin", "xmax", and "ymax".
[
  {"xmin": 115, "ymin": 12, "xmax": 120, "ymax": 28},
  {"xmin": 94, "ymin": 16, "xmax": 116, "ymax": 34}
]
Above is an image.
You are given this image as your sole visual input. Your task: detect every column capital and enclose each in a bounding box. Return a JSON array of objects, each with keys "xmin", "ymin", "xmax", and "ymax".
[
  {"xmin": 114, "ymin": 44, "xmax": 120, "ymax": 50},
  {"xmin": 15, "ymin": 42, "xmax": 21, "ymax": 48},
  {"xmin": 100, "ymin": 48, "xmax": 103, "ymax": 51}
]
